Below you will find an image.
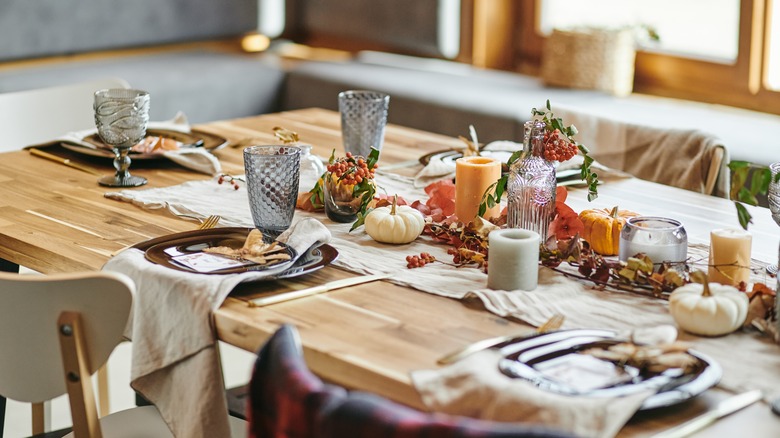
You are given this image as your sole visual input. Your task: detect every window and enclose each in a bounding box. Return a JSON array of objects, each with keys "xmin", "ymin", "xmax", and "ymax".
[
  {"xmin": 539, "ymin": 0, "xmax": 740, "ymax": 62},
  {"xmin": 508, "ymin": 0, "xmax": 780, "ymax": 115},
  {"xmin": 766, "ymin": 0, "xmax": 780, "ymax": 89}
]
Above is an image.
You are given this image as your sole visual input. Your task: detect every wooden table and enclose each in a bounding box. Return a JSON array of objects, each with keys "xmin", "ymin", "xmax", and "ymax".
[{"xmin": 1, "ymin": 108, "xmax": 778, "ymax": 437}]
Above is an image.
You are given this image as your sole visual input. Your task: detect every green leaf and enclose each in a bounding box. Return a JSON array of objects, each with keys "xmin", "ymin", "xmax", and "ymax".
[
  {"xmin": 507, "ymin": 150, "xmax": 524, "ymax": 165},
  {"xmin": 735, "ymin": 202, "xmax": 753, "ymax": 230},
  {"xmin": 366, "ymin": 147, "xmax": 380, "ymax": 169},
  {"xmin": 494, "ymin": 176, "xmax": 506, "ymax": 201},
  {"xmin": 349, "ymin": 208, "xmax": 372, "ymax": 232},
  {"xmin": 730, "ymin": 166, "xmax": 749, "ymax": 200},
  {"xmin": 328, "ymin": 149, "xmax": 336, "ymax": 164},
  {"xmin": 756, "ymin": 168, "xmax": 772, "ymax": 194},
  {"xmin": 737, "ymin": 187, "xmax": 758, "ymax": 206},
  {"xmin": 546, "ymin": 99, "xmax": 552, "ymax": 110},
  {"xmin": 728, "ymin": 160, "xmax": 750, "ymax": 171},
  {"xmin": 551, "ymin": 118, "xmax": 565, "ymax": 133}
]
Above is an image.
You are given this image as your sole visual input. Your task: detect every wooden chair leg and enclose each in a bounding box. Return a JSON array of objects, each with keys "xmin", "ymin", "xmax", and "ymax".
[
  {"xmin": 31, "ymin": 402, "xmax": 51, "ymax": 435},
  {"xmin": 59, "ymin": 311, "xmax": 103, "ymax": 438},
  {"xmin": 97, "ymin": 364, "xmax": 110, "ymax": 417}
]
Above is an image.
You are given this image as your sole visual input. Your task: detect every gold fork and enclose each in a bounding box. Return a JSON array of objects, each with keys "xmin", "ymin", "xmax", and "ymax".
[
  {"xmin": 197, "ymin": 215, "xmax": 221, "ymax": 230},
  {"xmin": 111, "ymin": 215, "xmax": 221, "ymax": 257},
  {"xmin": 436, "ymin": 314, "xmax": 565, "ymax": 365}
]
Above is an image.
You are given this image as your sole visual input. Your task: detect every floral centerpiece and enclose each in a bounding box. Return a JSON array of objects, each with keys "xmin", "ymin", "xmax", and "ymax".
[
  {"xmin": 308, "ymin": 148, "xmax": 379, "ymax": 228},
  {"xmin": 480, "ymin": 101, "xmax": 599, "ymax": 218}
]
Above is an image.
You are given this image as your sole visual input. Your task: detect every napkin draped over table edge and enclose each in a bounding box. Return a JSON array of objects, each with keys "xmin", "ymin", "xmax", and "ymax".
[
  {"xmin": 101, "ymin": 218, "xmax": 331, "ymax": 438},
  {"xmin": 26, "ymin": 111, "xmax": 222, "ymax": 175}
]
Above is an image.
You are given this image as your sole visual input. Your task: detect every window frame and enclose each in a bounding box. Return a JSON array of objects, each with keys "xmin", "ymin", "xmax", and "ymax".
[{"xmin": 507, "ymin": 0, "xmax": 780, "ymax": 115}]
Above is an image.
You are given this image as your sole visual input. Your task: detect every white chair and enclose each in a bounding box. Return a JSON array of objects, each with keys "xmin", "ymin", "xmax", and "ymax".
[
  {"xmin": 0, "ymin": 271, "xmax": 247, "ymax": 437},
  {"xmin": 0, "ymin": 77, "xmax": 130, "ymax": 434},
  {"xmin": 0, "ymin": 77, "xmax": 130, "ymax": 152}
]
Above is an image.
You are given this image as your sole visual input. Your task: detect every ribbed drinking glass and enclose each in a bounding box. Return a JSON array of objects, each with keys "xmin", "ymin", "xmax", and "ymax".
[
  {"xmin": 244, "ymin": 145, "xmax": 301, "ymax": 239},
  {"xmin": 338, "ymin": 90, "xmax": 389, "ymax": 157}
]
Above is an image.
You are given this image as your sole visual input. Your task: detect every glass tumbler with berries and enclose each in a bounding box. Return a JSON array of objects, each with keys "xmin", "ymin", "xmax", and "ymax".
[{"xmin": 322, "ymin": 148, "xmax": 379, "ymax": 223}]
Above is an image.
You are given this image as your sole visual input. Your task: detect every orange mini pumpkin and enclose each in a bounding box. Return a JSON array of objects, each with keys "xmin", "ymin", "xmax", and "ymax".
[{"xmin": 579, "ymin": 206, "xmax": 639, "ymax": 256}]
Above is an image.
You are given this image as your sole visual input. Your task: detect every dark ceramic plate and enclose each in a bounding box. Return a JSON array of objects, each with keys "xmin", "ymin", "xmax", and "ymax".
[
  {"xmin": 498, "ymin": 329, "xmax": 721, "ymax": 411},
  {"xmin": 134, "ymin": 227, "xmax": 338, "ymax": 277},
  {"xmin": 62, "ymin": 128, "xmax": 228, "ymax": 160}
]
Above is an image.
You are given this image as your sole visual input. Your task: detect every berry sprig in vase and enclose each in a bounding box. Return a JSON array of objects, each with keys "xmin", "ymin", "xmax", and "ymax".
[
  {"xmin": 480, "ymin": 101, "xmax": 598, "ymax": 241},
  {"xmin": 319, "ymin": 148, "xmax": 379, "ymax": 226}
]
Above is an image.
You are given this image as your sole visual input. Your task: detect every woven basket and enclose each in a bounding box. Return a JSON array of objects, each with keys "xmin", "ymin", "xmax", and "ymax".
[{"xmin": 541, "ymin": 28, "xmax": 636, "ymax": 97}]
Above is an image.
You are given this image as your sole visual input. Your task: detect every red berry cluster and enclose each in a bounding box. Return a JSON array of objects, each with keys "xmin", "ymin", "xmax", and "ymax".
[
  {"xmin": 326, "ymin": 152, "xmax": 377, "ymax": 185},
  {"xmin": 542, "ymin": 129, "xmax": 578, "ymax": 162},
  {"xmin": 217, "ymin": 174, "xmax": 241, "ymax": 190},
  {"xmin": 406, "ymin": 252, "xmax": 435, "ymax": 269}
]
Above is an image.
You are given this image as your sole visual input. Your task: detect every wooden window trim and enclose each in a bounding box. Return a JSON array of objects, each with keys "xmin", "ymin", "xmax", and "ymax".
[{"xmin": 506, "ymin": 0, "xmax": 780, "ymax": 115}]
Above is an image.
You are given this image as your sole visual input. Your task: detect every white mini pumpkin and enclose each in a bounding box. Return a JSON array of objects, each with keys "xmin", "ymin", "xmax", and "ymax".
[
  {"xmin": 364, "ymin": 195, "xmax": 425, "ymax": 244},
  {"xmin": 668, "ymin": 272, "xmax": 748, "ymax": 337}
]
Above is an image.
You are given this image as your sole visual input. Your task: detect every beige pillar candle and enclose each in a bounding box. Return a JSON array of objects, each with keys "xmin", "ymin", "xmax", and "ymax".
[
  {"xmin": 487, "ymin": 228, "xmax": 540, "ymax": 291},
  {"xmin": 708, "ymin": 228, "xmax": 752, "ymax": 286},
  {"xmin": 455, "ymin": 156, "xmax": 501, "ymax": 222}
]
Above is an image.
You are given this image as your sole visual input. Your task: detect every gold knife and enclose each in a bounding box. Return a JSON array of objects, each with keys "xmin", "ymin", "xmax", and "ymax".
[
  {"xmin": 650, "ymin": 390, "xmax": 763, "ymax": 438},
  {"xmin": 248, "ymin": 273, "xmax": 392, "ymax": 307},
  {"xmin": 29, "ymin": 148, "xmax": 102, "ymax": 176}
]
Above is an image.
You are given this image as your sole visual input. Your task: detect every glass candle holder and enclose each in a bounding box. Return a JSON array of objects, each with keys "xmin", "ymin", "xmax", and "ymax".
[{"xmin": 618, "ymin": 217, "xmax": 688, "ymax": 264}]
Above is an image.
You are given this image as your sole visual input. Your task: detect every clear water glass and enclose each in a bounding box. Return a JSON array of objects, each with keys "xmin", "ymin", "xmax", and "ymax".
[
  {"xmin": 94, "ymin": 89, "xmax": 150, "ymax": 187},
  {"xmin": 244, "ymin": 145, "xmax": 301, "ymax": 239},
  {"xmin": 338, "ymin": 90, "xmax": 389, "ymax": 157}
]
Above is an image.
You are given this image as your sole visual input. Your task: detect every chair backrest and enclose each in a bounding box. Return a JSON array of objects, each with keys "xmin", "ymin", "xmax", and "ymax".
[
  {"xmin": 0, "ymin": 271, "xmax": 133, "ymax": 403},
  {"xmin": 249, "ymin": 325, "xmax": 574, "ymax": 438},
  {"xmin": 0, "ymin": 77, "xmax": 130, "ymax": 152}
]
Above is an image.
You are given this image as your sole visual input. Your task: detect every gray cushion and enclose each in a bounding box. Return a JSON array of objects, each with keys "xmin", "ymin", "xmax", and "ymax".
[
  {"xmin": 287, "ymin": 0, "xmax": 442, "ymax": 57},
  {"xmin": 0, "ymin": 50, "xmax": 286, "ymax": 123},
  {"xmin": 0, "ymin": 0, "xmax": 257, "ymax": 61},
  {"xmin": 283, "ymin": 54, "xmax": 780, "ymax": 166},
  {"xmin": 283, "ymin": 58, "xmax": 605, "ymax": 143}
]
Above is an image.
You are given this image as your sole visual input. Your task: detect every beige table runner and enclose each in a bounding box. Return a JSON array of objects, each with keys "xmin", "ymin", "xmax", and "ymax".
[{"xmin": 105, "ymin": 172, "xmax": 780, "ymax": 430}]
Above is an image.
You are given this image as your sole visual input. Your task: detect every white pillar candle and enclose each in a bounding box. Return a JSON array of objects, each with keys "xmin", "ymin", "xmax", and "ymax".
[
  {"xmin": 709, "ymin": 228, "xmax": 752, "ymax": 286},
  {"xmin": 488, "ymin": 228, "xmax": 540, "ymax": 291}
]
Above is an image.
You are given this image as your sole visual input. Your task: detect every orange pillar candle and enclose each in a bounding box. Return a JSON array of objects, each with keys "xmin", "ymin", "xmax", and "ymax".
[
  {"xmin": 455, "ymin": 156, "xmax": 501, "ymax": 222},
  {"xmin": 708, "ymin": 228, "xmax": 752, "ymax": 286}
]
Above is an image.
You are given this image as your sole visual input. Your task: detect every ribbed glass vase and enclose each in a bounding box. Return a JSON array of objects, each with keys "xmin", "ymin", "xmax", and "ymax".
[{"xmin": 507, "ymin": 120, "xmax": 556, "ymax": 241}]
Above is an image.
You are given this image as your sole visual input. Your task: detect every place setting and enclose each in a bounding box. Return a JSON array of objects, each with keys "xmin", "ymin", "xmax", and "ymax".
[{"xmin": 26, "ymin": 88, "xmax": 227, "ymax": 185}]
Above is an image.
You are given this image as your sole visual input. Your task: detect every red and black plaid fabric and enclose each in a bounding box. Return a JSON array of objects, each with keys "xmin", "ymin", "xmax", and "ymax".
[{"xmin": 249, "ymin": 324, "xmax": 576, "ymax": 438}]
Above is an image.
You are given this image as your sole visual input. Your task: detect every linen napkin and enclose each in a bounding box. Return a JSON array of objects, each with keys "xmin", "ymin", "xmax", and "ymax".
[
  {"xmin": 34, "ymin": 111, "xmax": 221, "ymax": 175},
  {"xmin": 102, "ymin": 218, "xmax": 331, "ymax": 438},
  {"xmin": 412, "ymin": 349, "xmax": 655, "ymax": 438}
]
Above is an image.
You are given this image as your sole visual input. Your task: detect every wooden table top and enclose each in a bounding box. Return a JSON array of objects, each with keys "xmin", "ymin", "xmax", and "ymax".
[{"xmin": 1, "ymin": 108, "xmax": 778, "ymax": 436}]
